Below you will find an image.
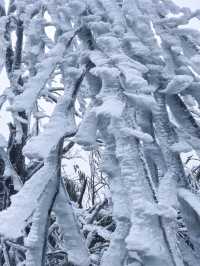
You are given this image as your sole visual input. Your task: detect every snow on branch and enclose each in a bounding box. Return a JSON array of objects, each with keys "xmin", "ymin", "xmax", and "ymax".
[{"xmin": 0, "ymin": 156, "xmax": 57, "ymax": 239}]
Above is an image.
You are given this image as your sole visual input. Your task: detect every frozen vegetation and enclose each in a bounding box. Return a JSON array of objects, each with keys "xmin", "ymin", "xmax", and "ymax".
[{"xmin": 0, "ymin": 0, "xmax": 200, "ymax": 265}]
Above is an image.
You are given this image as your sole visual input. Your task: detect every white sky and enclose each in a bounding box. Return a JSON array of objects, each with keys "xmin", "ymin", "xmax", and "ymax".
[
  {"xmin": 175, "ymin": 0, "xmax": 199, "ymax": 11},
  {"xmin": 175, "ymin": 0, "xmax": 200, "ymax": 29}
]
